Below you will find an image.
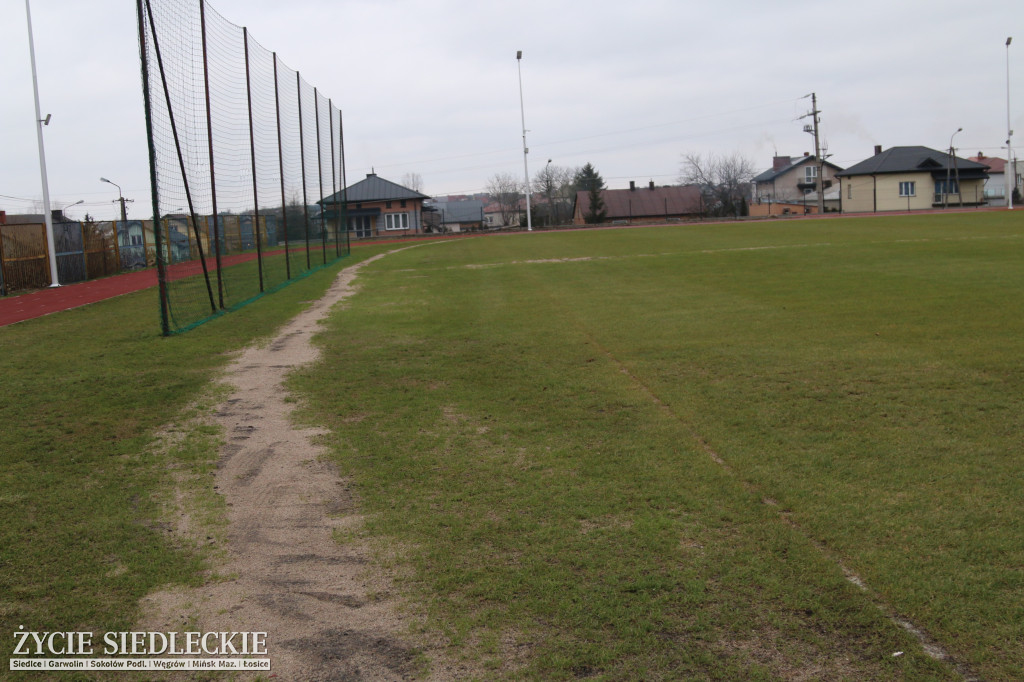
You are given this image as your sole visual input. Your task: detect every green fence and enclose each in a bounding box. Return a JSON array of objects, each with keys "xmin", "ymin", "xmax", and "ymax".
[{"xmin": 138, "ymin": 0, "xmax": 349, "ymax": 334}]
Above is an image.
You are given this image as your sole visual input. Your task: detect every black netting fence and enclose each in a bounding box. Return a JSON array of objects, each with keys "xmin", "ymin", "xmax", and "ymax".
[{"xmin": 137, "ymin": 0, "xmax": 349, "ymax": 335}]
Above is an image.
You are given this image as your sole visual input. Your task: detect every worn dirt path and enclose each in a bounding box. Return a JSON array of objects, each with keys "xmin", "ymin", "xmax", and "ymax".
[{"xmin": 140, "ymin": 250, "xmax": 463, "ymax": 681}]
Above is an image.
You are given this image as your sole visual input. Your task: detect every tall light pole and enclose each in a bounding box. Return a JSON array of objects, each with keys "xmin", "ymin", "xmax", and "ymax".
[
  {"xmin": 1007, "ymin": 37, "xmax": 1014, "ymax": 210},
  {"xmin": 25, "ymin": 0, "xmax": 60, "ymax": 287},
  {"xmin": 101, "ymin": 177, "xmax": 129, "ymax": 222},
  {"xmin": 945, "ymin": 127, "xmax": 962, "ymax": 208},
  {"xmin": 516, "ymin": 50, "xmax": 532, "ymax": 229}
]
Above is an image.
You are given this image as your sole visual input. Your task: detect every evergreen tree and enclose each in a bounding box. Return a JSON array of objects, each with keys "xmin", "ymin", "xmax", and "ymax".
[{"xmin": 575, "ymin": 163, "xmax": 607, "ymax": 224}]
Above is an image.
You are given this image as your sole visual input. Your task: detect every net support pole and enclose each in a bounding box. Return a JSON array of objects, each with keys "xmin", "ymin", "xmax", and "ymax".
[
  {"xmin": 296, "ymin": 72, "xmax": 311, "ymax": 270},
  {"xmin": 243, "ymin": 27, "xmax": 264, "ymax": 292},
  {"xmin": 328, "ymin": 98, "xmax": 338, "ymax": 258},
  {"xmin": 143, "ymin": 0, "xmax": 217, "ymax": 317},
  {"xmin": 199, "ymin": 0, "xmax": 224, "ymax": 308},
  {"xmin": 339, "ymin": 108, "xmax": 349, "ymax": 255},
  {"xmin": 314, "ymin": 88, "xmax": 327, "ymax": 265},
  {"xmin": 137, "ymin": 0, "xmax": 169, "ymax": 333},
  {"xmin": 272, "ymin": 53, "xmax": 290, "ymax": 280}
]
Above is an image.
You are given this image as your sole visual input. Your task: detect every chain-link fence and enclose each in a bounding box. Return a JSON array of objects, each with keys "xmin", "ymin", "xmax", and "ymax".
[{"xmin": 137, "ymin": 0, "xmax": 348, "ymax": 334}]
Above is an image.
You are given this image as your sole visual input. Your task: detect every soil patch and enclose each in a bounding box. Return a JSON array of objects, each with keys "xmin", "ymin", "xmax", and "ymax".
[{"xmin": 140, "ymin": 250, "xmax": 468, "ymax": 680}]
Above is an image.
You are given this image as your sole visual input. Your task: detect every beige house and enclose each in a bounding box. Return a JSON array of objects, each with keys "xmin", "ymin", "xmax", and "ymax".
[
  {"xmin": 320, "ymin": 173, "xmax": 428, "ymax": 239},
  {"xmin": 836, "ymin": 146, "xmax": 989, "ymax": 213},
  {"xmin": 752, "ymin": 154, "xmax": 844, "ymax": 214}
]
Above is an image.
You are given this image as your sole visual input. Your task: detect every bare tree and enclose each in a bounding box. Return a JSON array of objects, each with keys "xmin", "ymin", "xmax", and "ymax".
[
  {"xmin": 680, "ymin": 152, "xmax": 756, "ymax": 217},
  {"xmin": 533, "ymin": 163, "xmax": 578, "ymax": 226},
  {"xmin": 401, "ymin": 172, "xmax": 424, "ymax": 193},
  {"xmin": 486, "ymin": 172, "xmax": 522, "ymax": 227}
]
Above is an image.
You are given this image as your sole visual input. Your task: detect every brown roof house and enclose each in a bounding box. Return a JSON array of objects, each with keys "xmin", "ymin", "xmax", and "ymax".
[
  {"xmin": 572, "ymin": 181, "xmax": 703, "ymax": 225},
  {"xmin": 321, "ymin": 173, "xmax": 428, "ymax": 239}
]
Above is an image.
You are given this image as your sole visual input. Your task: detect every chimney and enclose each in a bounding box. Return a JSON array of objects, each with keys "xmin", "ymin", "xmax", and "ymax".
[
  {"xmin": 0, "ymin": 210, "xmax": 6, "ymax": 225},
  {"xmin": 649, "ymin": 180, "xmax": 655, "ymax": 190},
  {"xmin": 629, "ymin": 181, "xmax": 636, "ymax": 191},
  {"xmin": 772, "ymin": 155, "xmax": 792, "ymax": 171},
  {"xmin": 874, "ymin": 145, "xmax": 883, "ymax": 156}
]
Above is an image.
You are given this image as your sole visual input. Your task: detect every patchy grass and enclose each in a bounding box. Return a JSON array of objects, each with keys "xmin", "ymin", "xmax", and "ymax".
[
  {"xmin": 292, "ymin": 212, "xmax": 1022, "ymax": 680},
  {"xmin": 0, "ymin": 243, "xmax": 392, "ymax": 674}
]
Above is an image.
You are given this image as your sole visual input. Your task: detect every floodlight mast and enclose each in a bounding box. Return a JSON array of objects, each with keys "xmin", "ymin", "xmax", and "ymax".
[
  {"xmin": 517, "ymin": 50, "xmax": 532, "ymax": 232},
  {"xmin": 1007, "ymin": 37, "xmax": 1014, "ymax": 210},
  {"xmin": 25, "ymin": 0, "xmax": 60, "ymax": 287}
]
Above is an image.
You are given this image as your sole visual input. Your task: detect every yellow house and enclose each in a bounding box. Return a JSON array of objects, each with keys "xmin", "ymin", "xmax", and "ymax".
[{"xmin": 837, "ymin": 146, "xmax": 989, "ymax": 213}]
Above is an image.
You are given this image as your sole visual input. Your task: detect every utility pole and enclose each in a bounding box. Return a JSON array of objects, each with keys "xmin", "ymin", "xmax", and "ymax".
[{"xmin": 800, "ymin": 93, "xmax": 824, "ymax": 214}]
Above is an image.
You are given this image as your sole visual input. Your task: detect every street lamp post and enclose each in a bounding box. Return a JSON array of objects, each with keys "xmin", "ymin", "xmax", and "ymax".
[
  {"xmin": 101, "ymin": 177, "xmax": 129, "ymax": 221},
  {"xmin": 945, "ymin": 127, "xmax": 962, "ymax": 208},
  {"xmin": 1007, "ymin": 37, "xmax": 1014, "ymax": 210},
  {"xmin": 62, "ymin": 199, "xmax": 84, "ymax": 219},
  {"xmin": 24, "ymin": 0, "xmax": 59, "ymax": 287},
  {"xmin": 516, "ymin": 51, "xmax": 533, "ymax": 232}
]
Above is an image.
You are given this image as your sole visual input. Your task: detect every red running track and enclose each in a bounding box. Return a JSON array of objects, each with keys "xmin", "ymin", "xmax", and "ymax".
[{"xmin": 0, "ymin": 268, "xmax": 159, "ymax": 327}]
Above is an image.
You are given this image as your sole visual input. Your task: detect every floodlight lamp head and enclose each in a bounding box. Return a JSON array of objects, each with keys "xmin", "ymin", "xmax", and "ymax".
[
  {"xmin": 100, "ymin": 177, "xmax": 110, "ymax": 184},
  {"xmin": 1007, "ymin": 37, "xmax": 1013, "ymax": 46},
  {"xmin": 41, "ymin": 114, "xmax": 51, "ymax": 126},
  {"xmin": 516, "ymin": 50, "xmax": 522, "ymax": 60}
]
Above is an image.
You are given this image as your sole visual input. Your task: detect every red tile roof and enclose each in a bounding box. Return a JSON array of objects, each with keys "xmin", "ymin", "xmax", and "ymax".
[{"xmin": 968, "ymin": 155, "xmax": 1006, "ymax": 173}]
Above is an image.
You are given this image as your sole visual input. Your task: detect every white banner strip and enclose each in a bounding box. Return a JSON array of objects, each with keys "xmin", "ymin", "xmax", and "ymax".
[{"xmin": 10, "ymin": 658, "xmax": 271, "ymax": 671}]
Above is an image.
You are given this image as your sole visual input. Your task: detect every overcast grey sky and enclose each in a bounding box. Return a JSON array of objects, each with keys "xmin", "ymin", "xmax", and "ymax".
[{"xmin": 2, "ymin": 0, "xmax": 1021, "ymax": 220}]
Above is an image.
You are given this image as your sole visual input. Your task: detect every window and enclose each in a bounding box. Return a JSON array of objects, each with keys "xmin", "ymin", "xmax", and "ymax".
[
  {"xmin": 934, "ymin": 179, "xmax": 959, "ymax": 196},
  {"xmin": 847, "ymin": 183, "xmax": 852, "ymax": 199},
  {"xmin": 386, "ymin": 201, "xmax": 392, "ymax": 209},
  {"xmin": 899, "ymin": 181, "xmax": 916, "ymax": 197},
  {"xmin": 804, "ymin": 165, "xmax": 818, "ymax": 183},
  {"xmin": 384, "ymin": 212, "xmax": 409, "ymax": 230},
  {"xmin": 400, "ymin": 200, "xmax": 407, "ymax": 208}
]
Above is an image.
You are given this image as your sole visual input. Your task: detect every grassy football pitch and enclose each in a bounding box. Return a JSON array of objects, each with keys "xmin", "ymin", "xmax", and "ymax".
[{"xmin": 2, "ymin": 212, "xmax": 1022, "ymax": 679}]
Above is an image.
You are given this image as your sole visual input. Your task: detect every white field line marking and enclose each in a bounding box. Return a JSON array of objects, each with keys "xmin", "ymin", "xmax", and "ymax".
[
  {"xmin": 598, "ymin": 340, "xmax": 977, "ymax": 680},
  {"xmin": 389, "ymin": 232, "xmax": 1021, "ymax": 273}
]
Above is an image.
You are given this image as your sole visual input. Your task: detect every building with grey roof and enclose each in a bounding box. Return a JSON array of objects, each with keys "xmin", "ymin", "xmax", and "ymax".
[{"xmin": 836, "ymin": 146, "xmax": 989, "ymax": 212}]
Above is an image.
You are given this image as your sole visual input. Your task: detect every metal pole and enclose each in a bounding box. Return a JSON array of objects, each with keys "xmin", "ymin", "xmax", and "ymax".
[
  {"xmin": 144, "ymin": 0, "xmax": 216, "ymax": 314},
  {"xmin": 812, "ymin": 93, "xmax": 824, "ymax": 215},
  {"xmin": 136, "ymin": 0, "xmax": 169, "ymax": 334},
  {"xmin": 272, "ymin": 53, "xmax": 290, "ymax": 279},
  {"xmin": 243, "ymin": 27, "xmax": 264, "ymax": 292},
  {"xmin": 329, "ymin": 98, "xmax": 338, "ymax": 258},
  {"xmin": 24, "ymin": 0, "xmax": 60, "ymax": 287},
  {"xmin": 297, "ymin": 72, "xmax": 311, "ymax": 269},
  {"xmin": 339, "ymin": 109, "xmax": 350, "ymax": 255},
  {"xmin": 946, "ymin": 128, "xmax": 961, "ymax": 209},
  {"xmin": 1008, "ymin": 37, "xmax": 1014, "ymax": 210},
  {"xmin": 516, "ymin": 51, "xmax": 532, "ymax": 232},
  {"xmin": 200, "ymin": 0, "xmax": 224, "ymax": 308},
  {"xmin": 314, "ymin": 88, "xmax": 326, "ymax": 264}
]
